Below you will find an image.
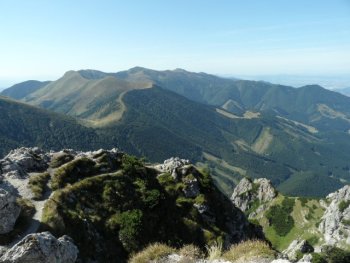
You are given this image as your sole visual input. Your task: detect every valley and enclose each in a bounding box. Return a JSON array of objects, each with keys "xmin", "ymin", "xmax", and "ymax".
[{"xmin": 2, "ymin": 68, "xmax": 350, "ymax": 197}]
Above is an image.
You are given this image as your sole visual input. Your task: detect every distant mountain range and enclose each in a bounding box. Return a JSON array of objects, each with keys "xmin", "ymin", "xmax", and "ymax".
[
  {"xmin": 2, "ymin": 67, "xmax": 350, "ymax": 197},
  {"xmin": 334, "ymin": 87, "xmax": 350, "ymax": 97}
]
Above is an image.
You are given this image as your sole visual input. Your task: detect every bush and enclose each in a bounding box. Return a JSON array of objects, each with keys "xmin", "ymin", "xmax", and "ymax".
[
  {"xmin": 51, "ymin": 158, "xmax": 97, "ymax": 190},
  {"xmin": 119, "ymin": 209, "xmax": 143, "ymax": 252},
  {"xmin": 338, "ymin": 200, "xmax": 350, "ymax": 213},
  {"xmin": 266, "ymin": 197, "xmax": 295, "ymax": 236},
  {"xmin": 28, "ymin": 172, "xmax": 50, "ymax": 200},
  {"xmin": 321, "ymin": 246, "xmax": 350, "ymax": 263},
  {"xmin": 50, "ymin": 153, "xmax": 74, "ymax": 168},
  {"xmin": 129, "ymin": 243, "xmax": 175, "ymax": 263},
  {"xmin": 222, "ymin": 240, "xmax": 275, "ymax": 262},
  {"xmin": 122, "ymin": 155, "xmax": 144, "ymax": 175}
]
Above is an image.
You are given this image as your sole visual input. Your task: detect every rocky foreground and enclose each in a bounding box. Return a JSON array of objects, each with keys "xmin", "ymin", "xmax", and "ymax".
[{"xmin": 0, "ymin": 147, "xmax": 350, "ymax": 262}]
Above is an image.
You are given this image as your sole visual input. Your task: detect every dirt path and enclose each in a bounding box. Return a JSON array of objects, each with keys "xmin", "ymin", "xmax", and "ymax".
[{"xmin": 0, "ymin": 168, "xmax": 55, "ymax": 248}]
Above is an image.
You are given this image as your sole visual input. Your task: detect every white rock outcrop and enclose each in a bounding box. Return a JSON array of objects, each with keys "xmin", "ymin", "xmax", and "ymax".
[
  {"xmin": 0, "ymin": 147, "xmax": 50, "ymax": 178},
  {"xmin": 319, "ymin": 185, "xmax": 350, "ymax": 246},
  {"xmin": 0, "ymin": 188, "xmax": 21, "ymax": 234},
  {"xmin": 0, "ymin": 232, "xmax": 78, "ymax": 263},
  {"xmin": 231, "ymin": 178, "xmax": 277, "ymax": 216},
  {"xmin": 155, "ymin": 157, "xmax": 190, "ymax": 180},
  {"xmin": 282, "ymin": 239, "xmax": 313, "ymax": 261}
]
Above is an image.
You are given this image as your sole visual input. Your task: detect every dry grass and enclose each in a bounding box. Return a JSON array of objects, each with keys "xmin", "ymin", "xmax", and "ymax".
[
  {"xmin": 222, "ymin": 240, "xmax": 275, "ymax": 262},
  {"xmin": 179, "ymin": 244, "xmax": 203, "ymax": 259},
  {"xmin": 129, "ymin": 243, "xmax": 175, "ymax": 263},
  {"xmin": 206, "ymin": 241, "xmax": 223, "ymax": 261}
]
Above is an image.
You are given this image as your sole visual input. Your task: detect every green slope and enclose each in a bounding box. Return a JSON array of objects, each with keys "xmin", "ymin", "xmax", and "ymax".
[
  {"xmin": 116, "ymin": 67, "xmax": 350, "ymax": 132},
  {"xmin": 3, "ymin": 69, "xmax": 350, "ymax": 196},
  {"xmin": 97, "ymin": 87, "xmax": 350, "ymax": 197},
  {"xmin": 24, "ymin": 71, "xmax": 152, "ymax": 126},
  {"xmin": 0, "ymin": 96, "xmax": 106, "ymax": 157},
  {"xmin": 1, "ymin": 80, "xmax": 50, "ymax": 99}
]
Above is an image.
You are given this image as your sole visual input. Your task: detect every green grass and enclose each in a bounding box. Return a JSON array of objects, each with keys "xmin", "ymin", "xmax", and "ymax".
[
  {"xmin": 28, "ymin": 172, "xmax": 50, "ymax": 200},
  {"xmin": 40, "ymin": 155, "xmax": 254, "ymax": 262}
]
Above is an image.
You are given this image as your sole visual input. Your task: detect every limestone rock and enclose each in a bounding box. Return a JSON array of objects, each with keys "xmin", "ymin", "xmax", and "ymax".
[
  {"xmin": 231, "ymin": 178, "xmax": 277, "ymax": 216},
  {"xmin": 155, "ymin": 157, "xmax": 190, "ymax": 180},
  {"xmin": 283, "ymin": 239, "xmax": 314, "ymax": 261},
  {"xmin": 183, "ymin": 176, "xmax": 200, "ymax": 198},
  {"xmin": 0, "ymin": 188, "xmax": 21, "ymax": 234},
  {"xmin": 0, "ymin": 232, "xmax": 78, "ymax": 263},
  {"xmin": 319, "ymin": 185, "xmax": 350, "ymax": 246},
  {"xmin": 0, "ymin": 147, "xmax": 50, "ymax": 178}
]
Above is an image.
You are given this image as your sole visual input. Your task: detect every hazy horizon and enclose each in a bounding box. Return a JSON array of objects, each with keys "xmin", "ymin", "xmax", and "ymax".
[
  {"xmin": 1, "ymin": 68, "xmax": 349, "ymax": 91},
  {"xmin": 1, "ymin": 0, "xmax": 349, "ymax": 87}
]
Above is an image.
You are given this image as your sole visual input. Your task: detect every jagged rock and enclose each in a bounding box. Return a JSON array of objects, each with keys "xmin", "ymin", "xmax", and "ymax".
[
  {"xmin": 283, "ymin": 239, "xmax": 314, "ymax": 261},
  {"xmin": 0, "ymin": 147, "xmax": 50, "ymax": 177},
  {"xmin": 0, "ymin": 232, "xmax": 78, "ymax": 263},
  {"xmin": 155, "ymin": 157, "xmax": 190, "ymax": 180},
  {"xmin": 231, "ymin": 178, "xmax": 277, "ymax": 215},
  {"xmin": 183, "ymin": 176, "xmax": 200, "ymax": 198},
  {"xmin": 0, "ymin": 188, "xmax": 21, "ymax": 234},
  {"xmin": 319, "ymin": 185, "xmax": 350, "ymax": 246}
]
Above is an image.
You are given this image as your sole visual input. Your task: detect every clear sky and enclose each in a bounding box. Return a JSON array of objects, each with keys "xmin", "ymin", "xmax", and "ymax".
[{"xmin": 0, "ymin": 0, "xmax": 350, "ymax": 86}]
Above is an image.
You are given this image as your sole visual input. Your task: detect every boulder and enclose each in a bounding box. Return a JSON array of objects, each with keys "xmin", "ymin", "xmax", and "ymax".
[
  {"xmin": 0, "ymin": 147, "xmax": 50, "ymax": 177},
  {"xmin": 0, "ymin": 188, "xmax": 21, "ymax": 234},
  {"xmin": 231, "ymin": 178, "xmax": 277, "ymax": 215},
  {"xmin": 283, "ymin": 239, "xmax": 314, "ymax": 261},
  {"xmin": 0, "ymin": 232, "xmax": 78, "ymax": 263}
]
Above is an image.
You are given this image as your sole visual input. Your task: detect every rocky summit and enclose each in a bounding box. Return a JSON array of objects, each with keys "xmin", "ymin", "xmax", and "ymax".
[
  {"xmin": 1, "ymin": 147, "xmax": 350, "ymax": 262},
  {"xmin": 0, "ymin": 147, "xmax": 261, "ymax": 262}
]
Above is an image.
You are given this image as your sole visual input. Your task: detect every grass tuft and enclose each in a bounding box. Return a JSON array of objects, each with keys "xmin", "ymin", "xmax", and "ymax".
[
  {"xmin": 129, "ymin": 243, "xmax": 175, "ymax": 263},
  {"xmin": 206, "ymin": 241, "xmax": 223, "ymax": 261},
  {"xmin": 28, "ymin": 172, "xmax": 50, "ymax": 200},
  {"xmin": 222, "ymin": 240, "xmax": 275, "ymax": 262}
]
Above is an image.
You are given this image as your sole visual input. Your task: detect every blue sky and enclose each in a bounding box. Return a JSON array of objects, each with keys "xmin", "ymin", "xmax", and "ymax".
[{"xmin": 0, "ymin": 0, "xmax": 349, "ymax": 86}]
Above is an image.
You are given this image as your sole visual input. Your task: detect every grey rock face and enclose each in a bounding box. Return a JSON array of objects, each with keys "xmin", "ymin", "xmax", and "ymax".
[
  {"xmin": 0, "ymin": 232, "xmax": 78, "ymax": 263},
  {"xmin": 319, "ymin": 185, "xmax": 350, "ymax": 246},
  {"xmin": 231, "ymin": 178, "xmax": 277, "ymax": 216},
  {"xmin": 0, "ymin": 147, "xmax": 50, "ymax": 178},
  {"xmin": 283, "ymin": 239, "xmax": 313, "ymax": 261},
  {"xmin": 183, "ymin": 176, "xmax": 200, "ymax": 198},
  {"xmin": 0, "ymin": 188, "xmax": 21, "ymax": 234}
]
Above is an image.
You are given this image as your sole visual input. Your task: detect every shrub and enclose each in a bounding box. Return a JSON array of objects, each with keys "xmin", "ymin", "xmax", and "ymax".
[
  {"xmin": 122, "ymin": 155, "xmax": 144, "ymax": 175},
  {"xmin": 50, "ymin": 153, "xmax": 74, "ymax": 168},
  {"xmin": 51, "ymin": 158, "xmax": 97, "ymax": 190},
  {"xmin": 266, "ymin": 197, "xmax": 295, "ymax": 236},
  {"xmin": 338, "ymin": 200, "xmax": 350, "ymax": 213},
  {"xmin": 28, "ymin": 172, "xmax": 50, "ymax": 200},
  {"xmin": 320, "ymin": 246, "xmax": 350, "ymax": 263},
  {"xmin": 129, "ymin": 243, "xmax": 175, "ymax": 263},
  {"xmin": 311, "ymin": 253, "xmax": 327, "ymax": 263},
  {"xmin": 119, "ymin": 209, "xmax": 143, "ymax": 252},
  {"xmin": 222, "ymin": 240, "xmax": 275, "ymax": 262}
]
